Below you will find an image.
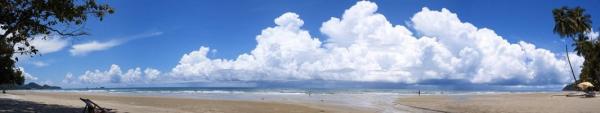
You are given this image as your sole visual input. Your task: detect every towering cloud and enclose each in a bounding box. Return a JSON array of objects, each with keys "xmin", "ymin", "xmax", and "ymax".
[
  {"xmin": 66, "ymin": 1, "xmax": 583, "ymax": 86},
  {"xmin": 167, "ymin": 1, "xmax": 583, "ymax": 85}
]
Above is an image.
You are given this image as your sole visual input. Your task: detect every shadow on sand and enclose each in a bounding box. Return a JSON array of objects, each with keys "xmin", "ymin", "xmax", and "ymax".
[{"xmin": 0, "ymin": 98, "xmax": 82, "ymax": 113}]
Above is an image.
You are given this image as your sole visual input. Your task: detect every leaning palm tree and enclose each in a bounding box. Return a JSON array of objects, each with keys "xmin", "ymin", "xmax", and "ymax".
[{"xmin": 552, "ymin": 6, "xmax": 592, "ymax": 83}]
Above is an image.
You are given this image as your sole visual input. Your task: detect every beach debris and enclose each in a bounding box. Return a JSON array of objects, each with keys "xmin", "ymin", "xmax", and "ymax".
[
  {"xmin": 584, "ymin": 92, "xmax": 596, "ymax": 98},
  {"xmin": 80, "ymin": 98, "xmax": 114, "ymax": 113},
  {"xmin": 576, "ymin": 82, "xmax": 596, "ymax": 98},
  {"xmin": 577, "ymin": 82, "xmax": 594, "ymax": 90}
]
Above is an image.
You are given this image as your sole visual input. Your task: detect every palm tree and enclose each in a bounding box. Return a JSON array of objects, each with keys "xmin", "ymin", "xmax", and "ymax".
[{"xmin": 552, "ymin": 6, "xmax": 592, "ymax": 83}]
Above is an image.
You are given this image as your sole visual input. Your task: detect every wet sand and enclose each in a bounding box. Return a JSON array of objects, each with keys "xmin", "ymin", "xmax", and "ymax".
[{"xmin": 396, "ymin": 93, "xmax": 600, "ymax": 113}]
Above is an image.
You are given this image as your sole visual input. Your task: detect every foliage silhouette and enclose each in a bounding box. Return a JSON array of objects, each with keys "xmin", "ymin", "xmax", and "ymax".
[
  {"xmin": 552, "ymin": 6, "xmax": 599, "ymax": 91},
  {"xmin": 0, "ymin": 0, "xmax": 113, "ymax": 93}
]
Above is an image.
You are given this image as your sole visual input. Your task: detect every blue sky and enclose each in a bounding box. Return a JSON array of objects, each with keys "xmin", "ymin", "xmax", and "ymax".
[{"xmin": 17, "ymin": 0, "xmax": 600, "ymax": 87}]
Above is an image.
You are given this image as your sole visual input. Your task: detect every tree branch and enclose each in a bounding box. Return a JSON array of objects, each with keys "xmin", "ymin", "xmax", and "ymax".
[{"xmin": 46, "ymin": 26, "xmax": 88, "ymax": 37}]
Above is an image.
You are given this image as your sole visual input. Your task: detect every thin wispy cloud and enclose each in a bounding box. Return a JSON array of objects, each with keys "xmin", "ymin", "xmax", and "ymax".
[
  {"xmin": 31, "ymin": 61, "xmax": 49, "ymax": 67},
  {"xmin": 69, "ymin": 31, "xmax": 163, "ymax": 56},
  {"xmin": 12, "ymin": 36, "xmax": 68, "ymax": 67},
  {"xmin": 69, "ymin": 40, "xmax": 120, "ymax": 56},
  {"xmin": 13, "ymin": 35, "xmax": 68, "ymax": 58},
  {"xmin": 29, "ymin": 36, "xmax": 69, "ymax": 54}
]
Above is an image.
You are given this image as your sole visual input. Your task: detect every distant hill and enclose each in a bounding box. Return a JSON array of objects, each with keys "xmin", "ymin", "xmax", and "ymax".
[
  {"xmin": 15, "ymin": 82, "xmax": 61, "ymax": 89},
  {"xmin": 562, "ymin": 83, "xmax": 577, "ymax": 91}
]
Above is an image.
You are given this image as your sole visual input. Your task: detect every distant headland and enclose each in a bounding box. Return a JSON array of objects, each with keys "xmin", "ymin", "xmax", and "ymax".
[{"xmin": 13, "ymin": 82, "xmax": 61, "ymax": 90}]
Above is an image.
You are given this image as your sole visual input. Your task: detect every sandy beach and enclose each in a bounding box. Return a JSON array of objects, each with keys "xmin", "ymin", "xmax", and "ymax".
[
  {"xmin": 396, "ymin": 92, "xmax": 600, "ymax": 113},
  {"xmin": 0, "ymin": 91, "xmax": 378, "ymax": 113},
  {"xmin": 3, "ymin": 91, "xmax": 600, "ymax": 113}
]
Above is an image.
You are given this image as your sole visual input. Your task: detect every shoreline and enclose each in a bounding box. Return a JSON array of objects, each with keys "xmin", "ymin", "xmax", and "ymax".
[{"xmin": 1, "ymin": 90, "xmax": 383, "ymax": 113}]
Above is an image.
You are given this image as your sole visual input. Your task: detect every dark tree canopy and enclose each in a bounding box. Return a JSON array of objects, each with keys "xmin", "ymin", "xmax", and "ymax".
[
  {"xmin": 553, "ymin": 6, "xmax": 592, "ymax": 40},
  {"xmin": 552, "ymin": 6, "xmax": 599, "ymax": 91},
  {"xmin": 0, "ymin": 0, "xmax": 113, "ymax": 88}
]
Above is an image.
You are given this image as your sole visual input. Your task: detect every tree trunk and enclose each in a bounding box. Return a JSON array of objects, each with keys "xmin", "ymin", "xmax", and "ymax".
[{"xmin": 566, "ymin": 44, "xmax": 577, "ymax": 82}]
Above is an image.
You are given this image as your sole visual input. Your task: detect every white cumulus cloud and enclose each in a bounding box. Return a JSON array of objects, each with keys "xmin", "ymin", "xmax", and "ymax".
[
  {"xmin": 168, "ymin": 1, "xmax": 582, "ymax": 85},
  {"xmin": 144, "ymin": 68, "xmax": 161, "ymax": 82},
  {"xmin": 72, "ymin": 64, "xmax": 162, "ymax": 84},
  {"xmin": 62, "ymin": 73, "xmax": 76, "ymax": 84},
  {"xmin": 18, "ymin": 67, "xmax": 38, "ymax": 83},
  {"xmin": 586, "ymin": 29, "xmax": 599, "ymax": 41}
]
